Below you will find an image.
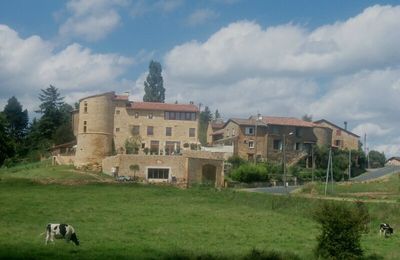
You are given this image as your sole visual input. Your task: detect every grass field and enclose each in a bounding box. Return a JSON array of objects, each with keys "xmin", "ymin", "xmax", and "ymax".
[{"xmin": 0, "ymin": 162, "xmax": 399, "ymax": 259}]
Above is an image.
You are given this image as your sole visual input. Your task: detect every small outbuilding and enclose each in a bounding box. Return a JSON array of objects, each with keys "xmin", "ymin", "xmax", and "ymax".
[{"xmin": 386, "ymin": 157, "xmax": 400, "ymax": 166}]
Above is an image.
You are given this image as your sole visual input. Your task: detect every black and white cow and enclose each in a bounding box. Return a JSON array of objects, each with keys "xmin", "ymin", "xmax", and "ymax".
[
  {"xmin": 380, "ymin": 223, "xmax": 394, "ymax": 237},
  {"xmin": 45, "ymin": 223, "xmax": 80, "ymax": 245}
]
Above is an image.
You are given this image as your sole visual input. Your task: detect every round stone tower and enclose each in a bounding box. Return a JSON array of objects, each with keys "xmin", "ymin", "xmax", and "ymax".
[{"xmin": 74, "ymin": 92, "xmax": 115, "ymax": 167}]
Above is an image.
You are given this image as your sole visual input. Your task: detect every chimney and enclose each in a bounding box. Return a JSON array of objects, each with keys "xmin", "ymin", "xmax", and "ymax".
[{"xmin": 344, "ymin": 121, "xmax": 347, "ymax": 130}]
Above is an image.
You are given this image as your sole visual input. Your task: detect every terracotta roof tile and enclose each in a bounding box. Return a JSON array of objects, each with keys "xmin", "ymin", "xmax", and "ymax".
[
  {"xmin": 129, "ymin": 102, "xmax": 199, "ymax": 112},
  {"xmin": 230, "ymin": 116, "xmax": 317, "ymax": 128},
  {"xmin": 261, "ymin": 116, "xmax": 317, "ymax": 127},
  {"xmin": 314, "ymin": 119, "xmax": 360, "ymax": 137}
]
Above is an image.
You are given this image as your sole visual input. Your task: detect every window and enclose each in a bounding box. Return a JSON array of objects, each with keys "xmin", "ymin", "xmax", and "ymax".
[
  {"xmin": 116, "ymin": 128, "xmax": 120, "ymax": 132},
  {"xmin": 226, "ymin": 129, "xmax": 230, "ymax": 137},
  {"xmin": 271, "ymin": 126, "xmax": 279, "ymax": 134},
  {"xmin": 141, "ymin": 143, "xmax": 145, "ymax": 149},
  {"xmin": 232, "ymin": 129, "xmax": 236, "ymax": 136},
  {"xmin": 148, "ymin": 112, "xmax": 153, "ymax": 119},
  {"xmin": 273, "ymin": 139, "xmax": 282, "ymax": 150},
  {"xmin": 245, "ymin": 127, "xmax": 254, "ymax": 135},
  {"xmin": 147, "ymin": 168, "xmax": 169, "ymax": 180},
  {"xmin": 115, "ymin": 110, "xmax": 120, "ymax": 115},
  {"xmin": 164, "ymin": 111, "xmax": 196, "ymax": 121},
  {"xmin": 83, "ymin": 121, "xmax": 87, "ymax": 133},
  {"xmin": 335, "ymin": 140, "xmax": 342, "ymax": 147},
  {"xmin": 84, "ymin": 102, "xmax": 88, "ymax": 113},
  {"xmin": 150, "ymin": 140, "xmax": 159, "ymax": 154},
  {"xmin": 166, "ymin": 127, "xmax": 172, "ymax": 136},
  {"xmin": 189, "ymin": 128, "xmax": 196, "ymax": 137},
  {"xmin": 295, "ymin": 127, "xmax": 301, "ymax": 137},
  {"xmin": 165, "ymin": 141, "xmax": 180, "ymax": 155},
  {"xmin": 336, "ymin": 129, "xmax": 342, "ymax": 136},
  {"xmin": 248, "ymin": 140, "xmax": 254, "ymax": 149},
  {"xmin": 132, "ymin": 125, "xmax": 140, "ymax": 135},
  {"xmin": 135, "ymin": 112, "xmax": 139, "ymax": 118},
  {"xmin": 295, "ymin": 142, "xmax": 301, "ymax": 150},
  {"xmin": 147, "ymin": 126, "xmax": 154, "ymax": 136}
]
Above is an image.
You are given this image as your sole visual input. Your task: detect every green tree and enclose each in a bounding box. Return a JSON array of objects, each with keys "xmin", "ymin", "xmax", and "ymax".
[
  {"xmin": 198, "ymin": 106, "xmax": 212, "ymax": 145},
  {"xmin": 36, "ymin": 85, "xmax": 65, "ymax": 140},
  {"xmin": 313, "ymin": 201, "xmax": 369, "ymax": 259},
  {"xmin": 368, "ymin": 150, "xmax": 386, "ymax": 168},
  {"xmin": 3, "ymin": 96, "xmax": 28, "ymax": 141},
  {"xmin": 125, "ymin": 135, "xmax": 142, "ymax": 154},
  {"xmin": 0, "ymin": 113, "xmax": 15, "ymax": 166},
  {"xmin": 53, "ymin": 103, "xmax": 75, "ymax": 145},
  {"xmin": 34, "ymin": 85, "xmax": 74, "ymax": 146},
  {"xmin": 301, "ymin": 114, "xmax": 313, "ymax": 122},
  {"xmin": 143, "ymin": 60, "xmax": 165, "ymax": 102},
  {"xmin": 214, "ymin": 109, "xmax": 221, "ymax": 119}
]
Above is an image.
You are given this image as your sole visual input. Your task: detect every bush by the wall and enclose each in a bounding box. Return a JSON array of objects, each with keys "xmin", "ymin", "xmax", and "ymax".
[
  {"xmin": 230, "ymin": 164, "xmax": 269, "ymax": 183},
  {"xmin": 227, "ymin": 155, "xmax": 247, "ymax": 169},
  {"xmin": 313, "ymin": 201, "xmax": 370, "ymax": 259}
]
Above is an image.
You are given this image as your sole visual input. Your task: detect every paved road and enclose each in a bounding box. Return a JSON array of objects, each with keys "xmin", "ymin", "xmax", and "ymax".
[
  {"xmin": 350, "ymin": 165, "xmax": 400, "ymax": 182},
  {"xmin": 241, "ymin": 166, "xmax": 400, "ymax": 194}
]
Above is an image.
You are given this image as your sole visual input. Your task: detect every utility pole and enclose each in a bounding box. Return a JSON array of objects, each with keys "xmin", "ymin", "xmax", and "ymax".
[
  {"xmin": 254, "ymin": 113, "xmax": 261, "ymax": 164},
  {"xmin": 324, "ymin": 147, "xmax": 333, "ymax": 196},
  {"xmin": 311, "ymin": 145, "xmax": 315, "ymax": 182},
  {"xmin": 348, "ymin": 149, "xmax": 351, "ymax": 179}
]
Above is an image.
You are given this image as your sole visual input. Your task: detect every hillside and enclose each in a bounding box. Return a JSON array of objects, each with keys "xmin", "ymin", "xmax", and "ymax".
[{"xmin": 0, "ymin": 163, "xmax": 399, "ymax": 259}]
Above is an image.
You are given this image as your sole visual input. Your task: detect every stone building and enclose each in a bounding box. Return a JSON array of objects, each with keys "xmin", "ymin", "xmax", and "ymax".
[
  {"xmin": 213, "ymin": 116, "xmax": 332, "ymax": 164},
  {"xmin": 386, "ymin": 157, "xmax": 400, "ymax": 166},
  {"xmin": 206, "ymin": 119, "xmax": 225, "ymax": 145},
  {"xmin": 102, "ymin": 151, "xmax": 225, "ymax": 187},
  {"xmin": 71, "ymin": 92, "xmax": 225, "ymax": 187},
  {"xmin": 73, "ymin": 92, "xmax": 200, "ymax": 166},
  {"xmin": 314, "ymin": 119, "xmax": 359, "ymax": 150}
]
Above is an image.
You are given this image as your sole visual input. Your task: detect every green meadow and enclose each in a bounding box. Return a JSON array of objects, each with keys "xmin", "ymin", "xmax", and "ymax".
[{"xmin": 0, "ymin": 162, "xmax": 399, "ymax": 259}]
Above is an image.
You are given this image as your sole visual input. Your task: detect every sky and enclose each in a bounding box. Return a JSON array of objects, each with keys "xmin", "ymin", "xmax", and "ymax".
[{"xmin": 0, "ymin": 0, "xmax": 399, "ymax": 157}]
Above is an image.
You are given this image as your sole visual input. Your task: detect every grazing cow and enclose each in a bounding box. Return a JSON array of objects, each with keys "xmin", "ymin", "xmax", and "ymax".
[
  {"xmin": 380, "ymin": 223, "xmax": 394, "ymax": 237},
  {"xmin": 45, "ymin": 223, "xmax": 80, "ymax": 245}
]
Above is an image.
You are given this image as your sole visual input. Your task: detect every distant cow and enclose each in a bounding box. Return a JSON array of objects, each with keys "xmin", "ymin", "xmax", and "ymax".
[
  {"xmin": 45, "ymin": 223, "xmax": 80, "ymax": 245},
  {"xmin": 380, "ymin": 223, "xmax": 393, "ymax": 237}
]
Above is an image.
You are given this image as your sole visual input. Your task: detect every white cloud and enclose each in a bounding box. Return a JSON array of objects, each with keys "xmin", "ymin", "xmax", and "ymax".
[
  {"xmin": 162, "ymin": 5, "xmax": 400, "ymax": 156},
  {"xmin": 352, "ymin": 123, "xmax": 392, "ymax": 138},
  {"xmin": 374, "ymin": 144, "xmax": 400, "ymax": 157},
  {"xmin": 0, "ymin": 24, "xmax": 133, "ymax": 111},
  {"xmin": 59, "ymin": 0, "xmax": 128, "ymax": 41},
  {"xmin": 166, "ymin": 5, "xmax": 400, "ymax": 79},
  {"xmin": 186, "ymin": 9, "xmax": 219, "ymax": 27},
  {"xmin": 131, "ymin": 0, "xmax": 183, "ymax": 17}
]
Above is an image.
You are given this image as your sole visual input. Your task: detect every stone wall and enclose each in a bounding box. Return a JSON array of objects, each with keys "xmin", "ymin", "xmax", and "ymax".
[
  {"xmin": 102, "ymin": 152, "xmax": 224, "ymax": 187},
  {"xmin": 113, "ymin": 105, "xmax": 199, "ymax": 154},
  {"xmin": 316, "ymin": 121, "xmax": 359, "ymax": 150}
]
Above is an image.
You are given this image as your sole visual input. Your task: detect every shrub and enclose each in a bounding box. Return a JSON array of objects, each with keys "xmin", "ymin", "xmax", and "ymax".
[
  {"xmin": 230, "ymin": 163, "xmax": 268, "ymax": 183},
  {"xmin": 313, "ymin": 201, "xmax": 370, "ymax": 259},
  {"xmin": 227, "ymin": 155, "xmax": 247, "ymax": 169},
  {"xmin": 264, "ymin": 162, "xmax": 282, "ymax": 174}
]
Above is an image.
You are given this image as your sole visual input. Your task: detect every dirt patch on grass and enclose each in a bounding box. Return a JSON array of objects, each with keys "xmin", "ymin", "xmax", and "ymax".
[
  {"xmin": 295, "ymin": 193, "xmax": 397, "ymax": 204},
  {"xmin": 337, "ymin": 192, "xmax": 395, "ymax": 200}
]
